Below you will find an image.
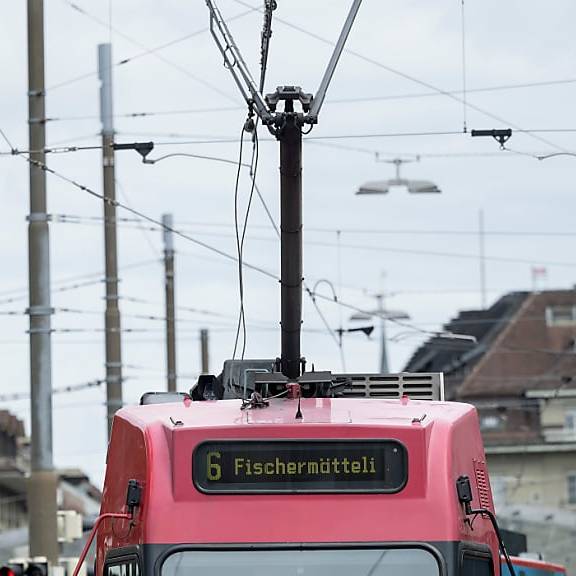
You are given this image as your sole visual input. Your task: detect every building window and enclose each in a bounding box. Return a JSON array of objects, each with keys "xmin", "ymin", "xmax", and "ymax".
[
  {"xmin": 565, "ymin": 412, "xmax": 576, "ymax": 431},
  {"xmin": 567, "ymin": 473, "xmax": 576, "ymax": 504},
  {"xmin": 480, "ymin": 415, "xmax": 504, "ymax": 431},
  {"xmin": 546, "ymin": 305, "xmax": 576, "ymax": 327}
]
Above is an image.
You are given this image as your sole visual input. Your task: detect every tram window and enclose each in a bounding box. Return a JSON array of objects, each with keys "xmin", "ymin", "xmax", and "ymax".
[
  {"xmin": 106, "ymin": 565, "xmax": 125, "ymax": 576},
  {"xmin": 105, "ymin": 559, "xmax": 140, "ymax": 576},
  {"xmin": 462, "ymin": 554, "xmax": 493, "ymax": 576},
  {"xmin": 162, "ymin": 548, "xmax": 440, "ymax": 576}
]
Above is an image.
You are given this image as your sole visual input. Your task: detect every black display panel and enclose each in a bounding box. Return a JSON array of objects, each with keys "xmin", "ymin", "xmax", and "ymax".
[{"xmin": 193, "ymin": 440, "xmax": 407, "ymax": 494}]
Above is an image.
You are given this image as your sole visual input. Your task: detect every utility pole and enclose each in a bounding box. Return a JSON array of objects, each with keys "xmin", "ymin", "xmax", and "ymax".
[
  {"xmin": 26, "ymin": 0, "xmax": 59, "ymax": 563},
  {"xmin": 349, "ymin": 276, "xmax": 408, "ymax": 374},
  {"xmin": 200, "ymin": 329, "xmax": 210, "ymax": 374},
  {"xmin": 99, "ymin": 44, "xmax": 123, "ymax": 437},
  {"xmin": 162, "ymin": 214, "xmax": 177, "ymax": 392},
  {"xmin": 479, "ymin": 209, "xmax": 487, "ymax": 309}
]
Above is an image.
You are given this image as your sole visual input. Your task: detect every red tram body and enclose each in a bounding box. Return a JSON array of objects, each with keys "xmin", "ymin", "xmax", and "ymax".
[{"xmin": 96, "ymin": 396, "xmax": 501, "ymax": 576}]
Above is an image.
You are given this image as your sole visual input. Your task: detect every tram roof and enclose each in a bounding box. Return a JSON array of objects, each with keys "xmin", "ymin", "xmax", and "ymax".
[{"xmin": 118, "ymin": 397, "xmax": 475, "ymax": 431}]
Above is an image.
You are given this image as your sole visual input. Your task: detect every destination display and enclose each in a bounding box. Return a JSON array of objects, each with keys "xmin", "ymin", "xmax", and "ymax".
[{"xmin": 193, "ymin": 440, "xmax": 407, "ymax": 493}]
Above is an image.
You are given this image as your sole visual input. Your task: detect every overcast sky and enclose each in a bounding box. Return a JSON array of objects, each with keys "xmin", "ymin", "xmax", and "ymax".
[{"xmin": 1, "ymin": 0, "xmax": 576, "ymax": 486}]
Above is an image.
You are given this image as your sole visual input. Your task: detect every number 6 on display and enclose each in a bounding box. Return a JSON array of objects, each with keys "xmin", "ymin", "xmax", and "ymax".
[{"xmin": 207, "ymin": 451, "xmax": 221, "ymax": 481}]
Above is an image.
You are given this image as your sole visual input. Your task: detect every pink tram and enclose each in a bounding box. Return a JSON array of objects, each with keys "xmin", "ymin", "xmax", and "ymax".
[{"xmin": 83, "ymin": 372, "xmax": 519, "ymax": 576}]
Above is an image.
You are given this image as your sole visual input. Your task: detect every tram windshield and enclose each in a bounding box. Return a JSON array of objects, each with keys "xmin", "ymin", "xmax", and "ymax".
[{"xmin": 162, "ymin": 548, "xmax": 440, "ymax": 576}]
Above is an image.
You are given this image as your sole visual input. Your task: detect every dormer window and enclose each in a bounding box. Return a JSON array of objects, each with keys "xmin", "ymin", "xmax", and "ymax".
[{"xmin": 546, "ymin": 305, "xmax": 576, "ymax": 327}]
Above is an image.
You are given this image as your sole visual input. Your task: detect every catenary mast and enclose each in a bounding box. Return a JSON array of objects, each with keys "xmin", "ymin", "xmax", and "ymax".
[{"xmin": 27, "ymin": 0, "xmax": 59, "ymax": 562}]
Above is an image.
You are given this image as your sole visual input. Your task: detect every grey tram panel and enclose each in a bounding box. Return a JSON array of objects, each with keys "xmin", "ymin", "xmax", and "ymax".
[
  {"xmin": 333, "ymin": 372, "xmax": 445, "ymax": 401},
  {"xmin": 221, "ymin": 359, "xmax": 276, "ymax": 399}
]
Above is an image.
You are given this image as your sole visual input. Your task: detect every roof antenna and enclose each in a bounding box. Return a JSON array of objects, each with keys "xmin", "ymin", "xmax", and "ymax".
[
  {"xmin": 295, "ymin": 393, "xmax": 303, "ymax": 420},
  {"xmin": 286, "ymin": 382, "xmax": 303, "ymax": 419}
]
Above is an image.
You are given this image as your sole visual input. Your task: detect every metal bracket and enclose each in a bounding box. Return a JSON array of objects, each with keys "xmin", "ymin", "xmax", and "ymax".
[
  {"xmin": 26, "ymin": 327, "xmax": 54, "ymax": 335},
  {"xmin": 27, "ymin": 213, "xmax": 52, "ymax": 223},
  {"xmin": 471, "ymin": 128, "xmax": 512, "ymax": 148},
  {"xmin": 113, "ymin": 141, "xmax": 154, "ymax": 161},
  {"xmin": 265, "ymin": 86, "xmax": 313, "ymax": 113},
  {"xmin": 26, "ymin": 306, "xmax": 54, "ymax": 316},
  {"xmin": 204, "ymin": 0, "xmax": 363, "ymax": 127}
]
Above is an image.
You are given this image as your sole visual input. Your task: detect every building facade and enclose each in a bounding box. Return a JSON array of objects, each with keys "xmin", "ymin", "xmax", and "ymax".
[
  {"xmin": 0, "ymin": 410, "xmax": 101, "ymax": 561},
  {"xmin": 404, "ymin": 289, "xmax": 576, "ymax": 570},
  {"xmin": 0, "ymin": 411, "xmax": 27, "ymax": 531}
]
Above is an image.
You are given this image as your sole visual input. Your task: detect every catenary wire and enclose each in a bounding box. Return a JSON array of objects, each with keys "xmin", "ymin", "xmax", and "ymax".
[
  {"xmin": 47, "ymin": 7, "xmax": 258, "ymax": 93},
  {"xmin": 46, "ymin": 76, "xmax": 576, "ymax": 122},
  {"xmin": 0, "ymin": 126, "xmax": 16, "ymax": 151},
  {"xmin": 330, "ymin": 77, "xmax": 576, "ymax": 103},
  {"xmin": 0, "ymin": 259, "xmax": 159, "ymax": 306},
  {"xmin": 0, "ymin": 378, "xmax": 104, "ymax": 402},
  {"xmin": 460, "ymin": 0, "xmax": 468, "ymax": 133},
  {"xmin": 19, "ymin": 155, "xmax": 473, "ymax": 344},
  {"xmin": 306, "ymin": 282, "xmax": 347, "ymax": 372},
  {"xmin": 122, "ymin": 295, "xmax": 234, "ymax": 319},
  {"xmin": 231, "ymin": 0, "xmax": 570, "ymax": 154},
  {"xmin": 116, "ymin": 178, "xmax": 161, "ymax": 258},
  {"xmin": 11, "ymin": 306, "xmax": 236, "ymax": 327},
  {"xmin": 137, "ymin": 229, "xmax": 576, "ymax": 270},
  {"xmin": 54, "ymin": 214, "xmax": 576, "ymax": 237},
  {"xmin": 61, "ymin": 0, "xmax": 240, "ymax": 103},
  {"xmin": 21, "ymin": 155, "xmax": 278, "ymax": 280},
  {"xmin": 173, "ymin": 221, "xmax": 576, "ymax": 238},
  {"xmin": 6, "ymin": 128, "xmax": 576, "ymax": 158}
]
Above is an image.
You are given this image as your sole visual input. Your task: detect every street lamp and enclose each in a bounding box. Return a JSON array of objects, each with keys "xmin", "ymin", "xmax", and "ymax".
[
  {"xmin": 350, "ymin": 293, "xmax": 409, "ymax": 374},
  {"xmin": 356, "ymin": 158, "xmax": 441, "ymax": 195},
  {"xmin": 353, "ymin": 158, "xmax": 437, "ymax": 372}
]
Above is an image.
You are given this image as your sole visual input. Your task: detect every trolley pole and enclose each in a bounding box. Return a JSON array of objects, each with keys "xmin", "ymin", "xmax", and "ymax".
[
  {"xmin": 162, "ymin": 214, "xmax": 177, "ymax": 392},
  {"xmin": 200, "ymin": 329, "xmax": 210, "ymax": 374},
  {"xmin": 204, "ymin": 0, "xmax": 362, "ymax": 381},
  {"xmin": 278, "ymin": 110, "xmax": 303, "ymax": 380},
  {"xmin": 26, "ymin": 0, "xmax": 59, "ymax": 563},
  {"xmin": 98, "ymin": 43, "xmax": 123, "ymax": 437}
]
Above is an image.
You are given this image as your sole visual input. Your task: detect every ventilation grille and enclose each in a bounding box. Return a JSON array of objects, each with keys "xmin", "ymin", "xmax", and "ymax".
[
  {"xmin": 473, "ymin": 460, "xmax": 494, "ymax": 510},
  {"xmin": 333, "ymin": 372, "xmax": 444, "ymax": 401}
]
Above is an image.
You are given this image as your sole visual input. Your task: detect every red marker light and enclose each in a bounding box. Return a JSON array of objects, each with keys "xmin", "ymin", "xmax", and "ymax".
[{"xmin": 0, "ymin": 564, "xmax": 25, "ymax": 576}]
